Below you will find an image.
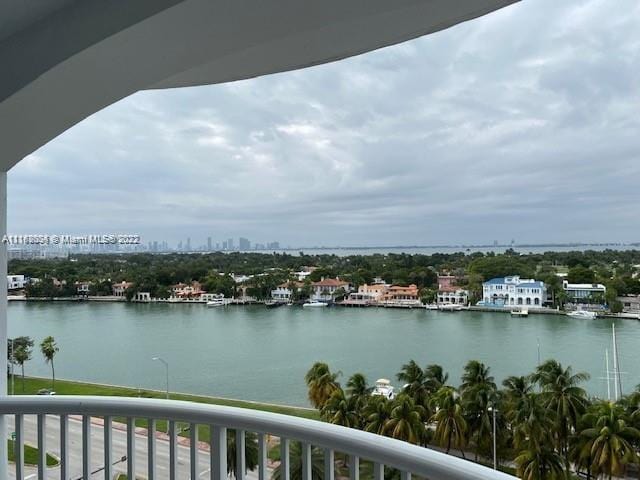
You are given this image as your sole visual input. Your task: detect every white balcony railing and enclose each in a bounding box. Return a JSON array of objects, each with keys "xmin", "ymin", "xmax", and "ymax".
[{"xmin": 0, "ymin": 396, "xmax": 516, "ymax": 480}]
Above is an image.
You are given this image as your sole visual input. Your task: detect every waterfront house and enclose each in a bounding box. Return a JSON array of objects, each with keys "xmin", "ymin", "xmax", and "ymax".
[
  {"xmin": 171, "ymin": 281, "xmax": 205, "ymax": 298},
  {"xmin": 75, "ymin": 281, "xmax": 92, "ymax": 295},
  {"xmin": 619, "ymin": 295, "xmax": 640, "ymax": 314},
  {"xmin": 271, "ymin": 281, "xmax": 304, "ymax": 302},
  {"xmin": 437, "ymin": 274, "xmax": 469, "ymax": 305},
  {"xmin": 562, "ymin": 280, "xmax": 606, "ymax": 304},
  {"xmin": 311, "ymin": 277, "xmax": 352, "ymax": 302},
  {"xmin": 344, "ymin": 282, "xmax": 390, "ymax": 306},
  {"xmin": 112, "ymin": 281, "xmax": 134, "ymax": 297},
  {"xmin": 6, "ymin": 275, "xmax": 28, "ymax": 291},
  {"xmin": 380, "ymin": 284, "xmax": 421, "ymax": 307},
  {"xmin": 482, "ymin": 276, "xmax": 547, "ymax": 307}
]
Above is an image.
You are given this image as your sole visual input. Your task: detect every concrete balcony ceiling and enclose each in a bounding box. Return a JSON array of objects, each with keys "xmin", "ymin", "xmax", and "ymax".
[{"xmin": 0, "ymin": 0, "xmax": 517, "ymax": 171}]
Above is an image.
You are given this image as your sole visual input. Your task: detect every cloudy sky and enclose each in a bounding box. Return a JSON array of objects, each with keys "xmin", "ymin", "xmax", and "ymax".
[{"xmin": 8, "ymin": 0, "xmax": 640, "ymax": 248}]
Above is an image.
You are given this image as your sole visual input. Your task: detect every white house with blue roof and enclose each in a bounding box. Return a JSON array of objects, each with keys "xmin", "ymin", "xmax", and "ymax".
[{"xmin": 481, "ymin": 275, "xmax": 547, "ymax": 308}]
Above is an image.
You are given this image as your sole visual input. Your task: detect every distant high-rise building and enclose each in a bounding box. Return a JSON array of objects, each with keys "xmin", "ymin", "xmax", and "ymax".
[
  {"xmin": 239, "ymin": 237, "xmax": 250, "ymax": 250},
  {"xmin": 186, "ymin": 237, "xmax": 191, "ymax": 251},
  {"xmin": 267, "ymin": 241, "xmax": 280, "ymax": 250},
  {"xmin": 177, "ymin": 241, "xmax": 183, "ymax": 250},
  {"xmin": 207, "ymin": 237, "xmax": 212, "ymax": 251},
  {"xmin": 153, "ymin": 241, "xmax": 158, "ymax": 252},
  {"xmin": 216, "ymin": 243, "xmax": 220, "ymax": 250},
  {"xmin": 227, "ymin": 238, "xmax": 234, "ymax": 250},
  {"xmin": 222, "ymin": 240, "xmax": 228, "ymax": 250}
]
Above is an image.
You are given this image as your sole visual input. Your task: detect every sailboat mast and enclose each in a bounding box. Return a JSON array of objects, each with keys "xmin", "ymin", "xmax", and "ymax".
[
  {"xmin": 612, "ymin": 324, "xmax": 620, "ymax": 400},
  {"xmin": 605, "ymin": 348, "xmax": 611, "ymax": 401},
  {"xmin": 613, "ymin": 323, "xmax": 623, "ymax": 397}
]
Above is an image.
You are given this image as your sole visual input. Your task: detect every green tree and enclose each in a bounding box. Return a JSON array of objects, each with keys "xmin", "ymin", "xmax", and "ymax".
[
  {"xmin": 430, "ymin": 386, "xmax": 467, "ymax": 456},
  {"xmin": 227, "ymin": 430, "xmax": 259, "ymax": 479},
  {"xmin": 13, "ymin": 345, "xmax": 31, "ymax": 392},
  {"xmin": 424, "ymin": 364, "xmax": 449, "ymax": 394},
  {"xmin": 460, "ymin": 361, "xmax": 497, "ymax": 461},
  {"xmin": 579, "ymin": 401, "xmax": 639, "ymax": 479},
  {"xmin": 396, "ymin": 360, "xmax": 429, "ymax": 407},
  {"xmin": 534, "ymin": 360, "xmax": 589, "ymax": 458},
  {"xmin": 305, "ymin": 363, "xmax": 340, "ymax": 410},
  {"xmin": 515, "ymin": 445, "xmax": 567, "ymax": 480},
  {"xmin": 321, "ymin": 388, "xmax": 360, "ymax": 428},
  {"xmin": 383, "ymin": 395, "xmax": 427, "ymax": 445},
  {"xmin": 271, "ymin": 441, "xmax": 325, "ymax": 480},
  {"xmin": 363, "ymin": 396, "xmax": 392, "ymax": 435},
  {"xmin": 567, "ymin": 266, "xmax": 595, "ymax": 284},
  {"xmin": 40, "ymin": 336, "xmax": 59, "ymax": 389}
]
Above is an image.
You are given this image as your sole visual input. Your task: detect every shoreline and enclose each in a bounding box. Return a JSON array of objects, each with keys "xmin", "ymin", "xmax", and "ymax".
[{"xmin": 9, "ymin": 297, "xmax": 639, "ymax": 319}]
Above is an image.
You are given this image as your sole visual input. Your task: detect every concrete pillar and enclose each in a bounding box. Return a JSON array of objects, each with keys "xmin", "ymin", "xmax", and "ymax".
[{"xmin": 0, "ymin": 170, "xmax": 7, "ymax": 479}]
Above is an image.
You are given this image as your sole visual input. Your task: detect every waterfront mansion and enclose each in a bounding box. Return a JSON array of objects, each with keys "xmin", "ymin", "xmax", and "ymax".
[{"xmin": 481, "ymin": 275, "xmax": 547, "ymax": 308}]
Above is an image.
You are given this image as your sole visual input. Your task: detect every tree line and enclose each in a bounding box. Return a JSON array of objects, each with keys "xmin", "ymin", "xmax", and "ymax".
[{"xmin": 304, "ymin": 359, "xmax": 640, "ymax": 479}]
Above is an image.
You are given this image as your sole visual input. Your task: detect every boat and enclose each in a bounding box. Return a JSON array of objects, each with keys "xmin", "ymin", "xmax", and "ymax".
[
  {"xmin": 265, "ymin": 300, "xmax": 284, "ymax": 308},
  {"xmin": 511, "ymin": 308, "xmax": 528, "ymax": 317},
  {"xmin": 302, "ymin": 301, "xmax": 327, "ymax": 308},
  {"xmin": 439, "ymin": 303, "xmax": 464, "ymax": 312},
  {"xmin": 567, "ymin": 310, "xmax": 597, "ymax": 319},
  {"xmin": 372, "ymin": 378, "xmax": 395, "ymax": 400},
  {"xmin": 424, "ymin": 304, "xmax": 439, "ymax": 310},
  {"xmin": 206, "ymin": 297, "xmax": 228, "ymax": 307}
]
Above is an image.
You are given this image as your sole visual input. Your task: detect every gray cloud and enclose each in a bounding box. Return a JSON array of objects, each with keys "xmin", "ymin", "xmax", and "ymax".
[{"xmin": 8, "ymin": 0, "xmax": 640, "ymax": 247}]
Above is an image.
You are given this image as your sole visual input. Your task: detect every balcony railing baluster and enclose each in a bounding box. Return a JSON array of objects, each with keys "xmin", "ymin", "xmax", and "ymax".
[
  {"xmin": 373, "ymin": 462, "xmax": 384, "ymax": 480},
  {"xmin": 191, "ymin": 422, "xmax": 199, "ymax": 480},
  {"xmin": 14, "ymin": 414, "xmax": 24, "ymax": 479},
  {"xmin": 301, "ymin": 442, "xmax": 312, "ymax": 480},
  {"xmin": 258, "ymin": 432, "xmax": 268, "ymax": 480},
  {"xmin": 148, "ymin": 418, "xmax": 157, "ymax": 480},
  {"xmin": 104, "ymin": 415, "xmax": 113, "ymax": 480},
  {"xmin": 82, "ymin": 415, "xmax": 92, "ymax": 479},
  {"xmin": 350, "ymin": 455, "xmax": 360, "ymax": 480},
  {"xmin": 60, "ymin": 414, "xmax": 69, "ymax": 480},
  {"xmin": 324, "ymin": 448, "xmax": 335, "ymax": 480},
  {"xmin": 236, "ymin": 429, "xmax": 246, "ymax": 480},
  {"xmin": 211, "ymin": 425, "xmax": 227, "ymax": 480},
  {"xmin": 169, "ymin": 420, "xmax": 178, "ymax": 480},
  {"xmin": 401, "ymin": 471, "xmax": 411, "ymax": 480},
  {"xmin": 127, "ymin": 417, "xmax": 137, "ymax": 480},
  {"xmin": 38, "ymin": 413, "xmax": 47, "ymax": 479},
  {"xmin": 280, "ymin": 437, "xmax": 290, "ymax": 480}
]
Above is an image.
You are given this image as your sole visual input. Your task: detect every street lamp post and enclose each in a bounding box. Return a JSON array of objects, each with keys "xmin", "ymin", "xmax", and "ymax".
[
  {"xmin": 152, "ymin": 357, "xmax": 169, "ymax": 400},
  {"xmin": 489, "ymin": 406, "xmax": 498, "ymax": 470}
]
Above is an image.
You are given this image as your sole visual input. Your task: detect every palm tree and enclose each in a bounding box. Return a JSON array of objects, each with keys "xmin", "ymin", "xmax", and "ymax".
[
  {"xmin": 534, "ymin": 360, "xmax": 589, "ymax": 457},
  {"xmin": 346, "ymin": 373, "xmax": 370, "ymax": 406},
  {"xmin": 579, "ymin": 401, "xmax": 639, "ymax": 479},
  {"xmin": 305, "ymin": 362, "xmax": 340, "ymax": 410},
  {"xmin": 383, "ymin": 394, "xmax": 427, "ymax": 445},
  {"xmin": 510, "ymin": 393, "xmax": 557, "ymax": 453},
  {"xmin": 271, "ymin": 441, "xmax": 324, "ymax": 480},
  {"xmin": 40, "ymin": 336, "xmax": 59, "ymax": 389},
  {"xmin": 396, "ymin": 360, "xmax": 428, "ymax": 405},
  {"xmin": 363, "ymin": 396, "xmax": 392, "ymax": 435},
  {"xmin": 13, "ymin": 345, "xmax": 31, "ymax": 392},
  {"xmin": 460, "ymin": 360, "xmax": 497, "ymax": 461},
  {"xmin": 227, "ymin": 430, "xmax": 259, "ymax": 479},
  {"xmin": 321, "ymin": 388, "xmax": 360, "ymax": 428},
  {"xmin": 429, "ymin": 386, "xmax": 467, "ymax": 456},
  {"xmin": 424, "ymin": 364, "xmax": 449, "ymax": 394},
  {"xmin": 515, "ymin": 445, "xmax": 567, "ymax": 480}
]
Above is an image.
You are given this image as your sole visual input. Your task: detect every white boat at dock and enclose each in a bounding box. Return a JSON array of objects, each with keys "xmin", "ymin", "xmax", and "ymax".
[
  {"xmin": 372, "ymin": 378, "xmax": 395, "ymax": 400},
  {"xmin": 438, "ymin": 303, "xmax": 466, "ymax": 312},
  {"xmin": 510, "ymin": 308, "xmax": 528, "ymax": 317},
  {"xmin": 206, "ymin": 297, "xmax": 229, "ymax": 307},
  {"xmin": 424, "ymin": 304, "xmax": 439, "ymax": 310},
  {"xmin": 566, "ymin": 310, "xmax": 597, "ymax": 319},
  {"xmin": 302, "ymin": 301, "xmax": 327, "ymax": 308}
]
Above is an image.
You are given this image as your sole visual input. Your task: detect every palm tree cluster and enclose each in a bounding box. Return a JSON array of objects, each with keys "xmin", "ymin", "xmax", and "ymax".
[
  {"xmin": 305, "ymin": 359, "xmax": 640, "ymax": 479},
  {"xmin": 8, "ymin": 335, "xmax": 59, "ymax": 391}
]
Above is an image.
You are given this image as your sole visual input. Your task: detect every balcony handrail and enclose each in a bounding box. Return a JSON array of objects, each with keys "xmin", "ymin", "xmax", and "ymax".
[{"xmin": 0, "ymin": 395, "xmax": 514, "ymax": 480}]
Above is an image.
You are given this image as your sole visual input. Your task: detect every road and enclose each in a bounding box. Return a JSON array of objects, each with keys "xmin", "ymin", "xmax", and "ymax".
[{"xmin": 7, "ymin": 415, "xmax": 265, "ymax": 479}]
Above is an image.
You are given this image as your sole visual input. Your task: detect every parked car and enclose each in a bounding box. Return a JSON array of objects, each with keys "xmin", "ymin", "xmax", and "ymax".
[{"xmin": 37, "ymin": 388, "xmax": 56, "ymax": 395}]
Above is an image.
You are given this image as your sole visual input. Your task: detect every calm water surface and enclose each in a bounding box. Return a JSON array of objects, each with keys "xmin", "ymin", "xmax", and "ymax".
[{"xmin": 8, "ymin": 302, "xmax": 639, "ymax": 406}]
